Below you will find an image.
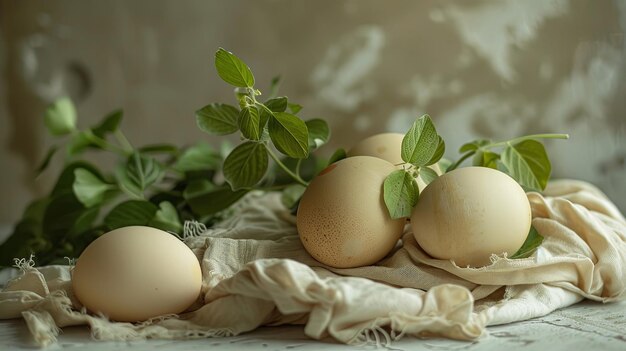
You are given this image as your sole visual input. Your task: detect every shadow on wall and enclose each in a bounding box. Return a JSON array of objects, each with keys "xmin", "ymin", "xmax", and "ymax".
[{"xmin": 1, "ymin": 0, "xmax": 625, "ymax": 223}]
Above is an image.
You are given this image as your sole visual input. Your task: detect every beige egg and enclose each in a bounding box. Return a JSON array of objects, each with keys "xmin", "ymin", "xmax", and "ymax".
[
  {"xmin": 411, "ymin": 167, "xmax": 532, "ymax": 267},
  {"xmin": 297, "ymin": 156, "xmax": 406, "ymax": 268},
  {"xmin": 347, "ymin": 132, "xmax": 441, "ymax": 191},
  {"xmin": 72, "ymin": 226, "xmax": 202, "ymax": 322}
]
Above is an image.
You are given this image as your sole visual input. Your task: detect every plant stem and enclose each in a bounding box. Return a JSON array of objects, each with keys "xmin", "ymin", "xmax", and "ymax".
[
  {"xmin": 446, "ymin": 151, "xmax": 475, "ymax": 172},
  {"xmin": 295, "ymin": 158, "xmax": 303, "ymax": 178},
  {"xmin": 266, "ymin": 147, "xmax": 309, "ymax": 187},
  {"xmin": 485, "ymin": 133, "xmax": 569, "ymax": 149},
  {"xmin": 86, "ymin": 133, "xmax": 129, "ymax": 156}
]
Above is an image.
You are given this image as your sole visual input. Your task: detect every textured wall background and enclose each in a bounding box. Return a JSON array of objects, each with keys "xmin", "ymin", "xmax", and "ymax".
[{"xmin": 1, "ymin": 0, "xmax": 625, "ymax": 223}]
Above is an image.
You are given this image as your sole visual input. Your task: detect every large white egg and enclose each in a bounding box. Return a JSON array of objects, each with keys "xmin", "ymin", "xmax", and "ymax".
[
  {"xmin": 347, "ymin": 132, "xmax": 441, "ymax": 191},
  {"xmin": 72, "ymin": 226, "xmax": 202, "ymax": 322},
  {"xmin": 411, "ymin": 167, "xmax": 532, "ymax": 267},
  {"xmin": 297, "ymin": 156, "xmax": 406, "ymax": 268}
]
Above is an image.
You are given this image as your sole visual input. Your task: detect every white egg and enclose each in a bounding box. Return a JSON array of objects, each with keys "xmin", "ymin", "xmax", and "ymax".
[
  {"xmin": 297, "ymin": 156, "xmax": 405, "ymax": 268},
  {"xmin": 72, "ymin": 226, "xmax": 202, "ymax": 322},
  {"xmin": 411, "ymin": 167, "xmax": 532, "ymax": 267}
]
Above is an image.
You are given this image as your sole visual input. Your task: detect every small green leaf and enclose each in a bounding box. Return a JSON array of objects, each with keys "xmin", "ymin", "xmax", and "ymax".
[
  {"xmin": 459, "ymin": 139, "xmax": 490, "ymax": 153},
  {"xmin": 269, "ymin": 112, "xmax": 309, "ymax": 159},
  {"xmin": 125, "ymin": 152, "xmax": 163, "ymax": 195},
  {"xmin": 473, "ymin": 150, "xmax": 500, "ymax": 169},
  {"xmin": 288, "ymin": 103, "xmax": 303, "ymax": 114},
  {"xmin": 401, "ymin": 115, "xmax": 440, "ymax": 166},
  {"xmin": 500, "ymin": 140, "xmax": 551, "ymax": 191},
  {"xmin": 328, "ymin": 148, "xmax": 347, "ymax": 165},
  {"xmin": 183, "ymin": 180, "xmax": 248, "ymax": 216},
  {"xmin": 93, "ymin": 110, "xmax": 123, "ymax": 138},
  {"xmin": 214, "ymin": 48, "xmax": 255, "ymax": 87},
  {"xmin": 150, "ymin": 201, "xmax": 182, "ymax": 233},
  {"xmin": 383, "ymin": 170, "xmax": 419, "ymax": 219},
  {"xmin": 52, "ymin": 162, "xmax": 103, "ymax": 197},
  {"xmin": 425, "ymin": 136, "xmax": 445, "ymax": 166},
  {"xmin": 104, "ymin": 200, "xmax": 158, "ymax": 230},
  {"xmin": 239, "ymin": 106, "xmax": 261, "ymax": 140},
  {"xmin": 265, "ymin": 97, "xmax": 288, "ymax": 112},
  {"xmin": 510, "ymin": 226, "xmax": 544, "ymax": 259},
  {"xmin": 36, "ymin": 146, "xmax": 59, "ymax": 175},
  {"xmin": 66, "ymin": 130, "xmax": 97, "ymax": 156},
  {"xmin": 175, "ymin": 143, "xmax": 221, "ymax": 172},
  {"xmin": 268, "ymin": 76, "xmax": 281, "ymax": 98},
  {"xmin": 305, "ymin": 119, "xmax": 330, "ymax": 150},
  {"xmin": 281, "ymin": 184, "xmax": 306, "ymax": 209},
  {"xmin": 73, "ymin": 169, "xmax": 113, "ymax": 208},
  {"xmin": 44, "ymin": 97, "xmax": 77, "ymax": 136},
  {"xmin": 419, "ymin": 167, "xmax": 439, "ymax": 186},
  {"xmin": 196, "ymin": 103, "xmax": 240, "ymax": 135},
  {"xmin": 223, "ymin": 141, "xmax": 268, "ymax": 190}
]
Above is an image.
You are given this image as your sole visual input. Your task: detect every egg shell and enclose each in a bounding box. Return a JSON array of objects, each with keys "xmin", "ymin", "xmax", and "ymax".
[
  {"xmin": 347, "ymin": 132, "xmax": 442, "ymax": 191},
  {"xmin": 411, "ymin": 167, "xmax": 532, "ymax": 267},
  {"xmin": 297, "ymin": 156, "xmax": 406, "ymax": 268},
  {"xmin": 72, "ymin": 226, "xmax": 202, "ymax": 322}
]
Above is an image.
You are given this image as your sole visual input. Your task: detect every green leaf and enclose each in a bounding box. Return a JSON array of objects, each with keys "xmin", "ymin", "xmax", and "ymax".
[
  {"xmin": 223, "ymin": 141, "xmax": 268, "ymax": 190},
  {"xmin": 196, "ymin": 103, "xmax": 240, "ymax": 135},
  {"xmin": 305, "ymin": 119, "xmax": 330, "ymax": 150},
  {"xmin": 500, "ymin": 140, "xmax": 551, "ymax": 191},
  {"xmin": 401, "ymin": 115, "xmax": 440, "ymax": 166},
  {"xmin": 214, "ymin": 48, "xmax": 255, "ymax": 87},
  {"xmin": 43, "ymin": 191, "xmax": 96, "ymax": 240},
  {"xmin": 175, "ymin": 143, "xmax": 221, "ymax": 172},
  {"xmin": 328, "ymin": 148, "xmax": 347, "ymax": 165},
  {"xmin": 265, "ymin": 97, "xmax": 288, "ymax": 112},
  {"xmin": 36, "ymin": 145, "xmax": 58, "ymax": 175},
  {"xmin": 425, "ymin": 136, "xmax": 445, "ymax": 166},
  {"xmin": 183, "ymin": 180, "xmax": 249, "ymax": 216},
  {"xmin": 150, "ymin": 201, "xmax": 182, "ymax": 233},
  {"xmin": 459, "ymin": 139, "xmax": 490, "ymax": 153},
  {"xmin": 66, "ymin": 130, "xmax": 97, "ymax": 156},
  {"xmin": 269, "ymin": 112, "xmax": 309, "ymax": 159},
  {"xmin": 239, "ymin": 106, "xmax": 261, "ymax": 140},
  {"xmin": 139, "ymin": 143, "xmax": 179, "ymax": 155},
  {"xmin": 510, "ymin": 226, "xmax": 544, "ymax": 259},
  {"xmin": 288, "ymin": 103, "xmax": 303, "ymax": 114},
  {"xmin": 268, "ymin": 76, "xmax": 281, "ymax": 98},
  {"xmin": 419, "ymin": 167, "xmax": 439, "ymax": 186},
  {"xmin": 44, "ymin": 97, "xmax": 76, "ymax": 135},
  {"xmin": 93, "ymin": 110, "xmax": 123, "ymax": 138},
  {"xmin": 73, "ymin": 169, "xmax": 113, "ymax": 208},
  {"xmin": 383, "ymin": 170, "xmax": 419, "ymax": 219},
  {"xmin": 52, "ymin": 162, "xmax": 103, "ymax": 197},
  {"xmin": 473, "ymin": 150, "xmax": 500, "ymax": 169},
  {"xmin": 104, "ymin": 200, "xmax": 158, "ymax": 230},
  {"xmin": 125, "ymin": 152, "xmax": 163, "ymax": 195},
  {"xmin": 281, "ymin": 184, "xmax": 306, "ymax": 210}
]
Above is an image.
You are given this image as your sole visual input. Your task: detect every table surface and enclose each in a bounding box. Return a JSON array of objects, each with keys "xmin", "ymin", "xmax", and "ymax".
[{"xmin": 1, "ymin": 227, "xmax": 626, "ymax": 350}]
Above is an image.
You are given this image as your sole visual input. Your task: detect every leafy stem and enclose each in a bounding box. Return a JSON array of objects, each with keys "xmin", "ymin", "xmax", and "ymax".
[
  {"xmin": 446, "ymin": 151, "xmax": 475, "ymax": 172},
  {"xmin": 483, "ymin": 133, "xmax": 569, "ymax": 149},
  {"xmin": 266, "ymin": 146, "xmax": 309, "ymax": 187},
  {"xmin": 84, "ymin": 132, "xmax": 129, "ymax": 156}
]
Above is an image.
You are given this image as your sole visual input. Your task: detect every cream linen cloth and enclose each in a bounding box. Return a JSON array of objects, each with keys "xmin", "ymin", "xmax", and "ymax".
[{"xmin": 0, "ymin": 179, "xmax": 625, "ymax": 347}]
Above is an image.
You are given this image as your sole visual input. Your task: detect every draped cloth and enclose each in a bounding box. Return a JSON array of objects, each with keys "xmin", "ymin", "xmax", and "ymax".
[{"xmin": 1, "ymin": 180, "xmax": 624, "ymax": 347}]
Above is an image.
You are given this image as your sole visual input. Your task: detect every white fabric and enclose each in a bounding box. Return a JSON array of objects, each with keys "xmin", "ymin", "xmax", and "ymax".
[{"xmin": 0, "ymin": 179, "xmax": 624, "ymax": 347}]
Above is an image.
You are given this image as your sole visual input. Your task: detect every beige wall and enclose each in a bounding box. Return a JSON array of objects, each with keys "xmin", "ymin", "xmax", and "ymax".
[{"xmin": 1, "ymin": 0, "xmax": 625, "ymax": 223}]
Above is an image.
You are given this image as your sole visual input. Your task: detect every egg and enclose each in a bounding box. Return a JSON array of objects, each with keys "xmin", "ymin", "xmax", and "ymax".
[
  {"xmin": 297, "ymin": 156, "xmax": 406, "ymax": 268},
  {"xmin": 347, "ymin": 132, "xmax": 442, "ymax": 190},
  {"xmin": 411, "ymin": 167, "xmax": 532, "ymax": 267},
  {"xmin": 72, "ymin": 226, "xmax": 202, "ymax": 322}
]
